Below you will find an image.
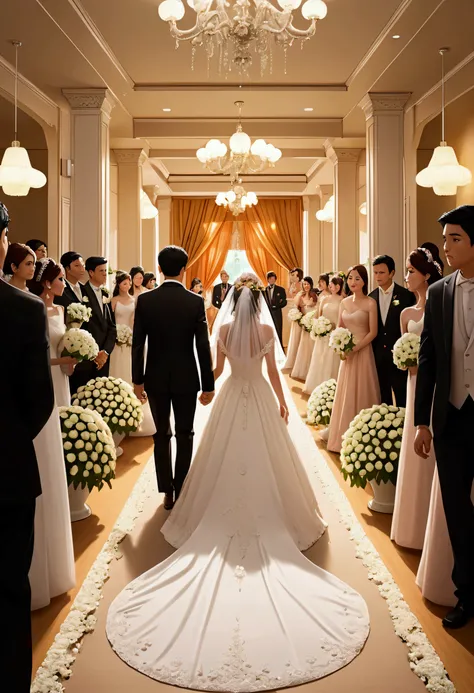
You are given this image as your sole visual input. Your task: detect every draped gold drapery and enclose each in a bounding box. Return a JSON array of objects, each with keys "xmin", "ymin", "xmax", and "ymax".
[
  {"xmin": 239, "ymin": 222, "xmax": 286, "ymax": 287},
  {"xmin": 245, "ymin": 198, "xmax": 303, "ymax": 273},
  {"xmin": 170, "ymin": 198, "xmax": 229, "ymax": 272}
]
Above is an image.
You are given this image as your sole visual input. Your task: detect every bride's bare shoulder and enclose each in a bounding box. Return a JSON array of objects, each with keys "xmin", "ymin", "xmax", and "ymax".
[{"xmin": 260, "ymin": 323, "xmax": 274, "ymax": 340}]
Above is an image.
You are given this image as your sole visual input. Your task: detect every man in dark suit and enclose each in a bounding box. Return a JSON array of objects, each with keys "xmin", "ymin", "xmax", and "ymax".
[
  {"xmin": 0, "ymin": 202, "xmax": 54, "ymax": 692},
  {"xmin": 369, "ymin": 254, "xmax": 415, "ymax": 406},
  {"xmin": 133, "ymin": 246, "xmax": 215, "ymax": 510},
  {"xmin": 55, "ymin": 250, "xmax": 86, "ymax": 312},
  {"xmin": 264, "ymin": 271, "xmax": 287, "ymax": 347},
  {"xmin": 415, "ymin": 205, "xmax": 474, "ymax": 629},
  {"xmin": 212, "ymin": 270, "xmax": 232, "ymax": 310},
  {"xmin": 69, "ymin": 256, "xmax": 116, "ymax": 394}
]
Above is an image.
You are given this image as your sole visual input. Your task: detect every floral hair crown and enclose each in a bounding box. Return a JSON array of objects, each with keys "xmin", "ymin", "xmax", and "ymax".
[
  {"xmin": 417, "ymin": 248, "xmax": 443, "ymax": 276},
  {"xmin": 233, "ymin": 273, "xmax": 265, "ymax": 292}
]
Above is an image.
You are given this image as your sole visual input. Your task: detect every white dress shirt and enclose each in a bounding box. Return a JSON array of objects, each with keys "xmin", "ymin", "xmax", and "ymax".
[
  {"xmin": 378, "ymin": 283, "xmax": 395, "ymax": 325},
  {"xmin": 90, "ymin": 283, "xmax": 104, "ymax": 313},
  {"xmin": 68, "ymin": 280, "xmax": 83, "ymax": 302}
]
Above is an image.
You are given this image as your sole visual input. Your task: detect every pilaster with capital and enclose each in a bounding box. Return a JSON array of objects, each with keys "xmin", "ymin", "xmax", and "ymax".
[{"xmin": 113, "ymin": 148, "xmax": 148, "ymax": 270}]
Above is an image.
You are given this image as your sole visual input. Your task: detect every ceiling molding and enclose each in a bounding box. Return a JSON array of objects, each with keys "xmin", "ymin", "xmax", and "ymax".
[
  {"xmin": 359, "ymin": 91, "xmax": 411, "ymax": 119},
  {"xmin": 149, "ymin": 148, "xmax": 326, "ymax": 159},
  {"xmin": 411, "ymin": 50, "xmax": 474, "ymax": 109},
  {"xmin": 134, "ymin": 119, "xmax": 343, "ymax": 139},
  {"xmin": 0, "ymin": 55, "xmax": 59, "ymax": 129},
  {"xmin": 134, "ymin": 83, "xmax": 347, "ymax": 92}
]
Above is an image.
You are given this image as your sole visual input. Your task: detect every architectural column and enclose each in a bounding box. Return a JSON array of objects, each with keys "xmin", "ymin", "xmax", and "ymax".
[
  {"xmin": 114, "ymin": 148, "xmax": 147, "ymax": 269},
  {"xmin": 63, "ymin": 88, "xmax": 114, "ymax": 259},
  {"xmin": 325, "ymin": 144, "xmax": 360, "ymax": 274},
  {"xmin": 359, "ymin": 92, "xmax": 411, "ymax": 282},
  {"xmin": 142, "ymin": 185, "xmax": 159, "ymax": 274},
  {"xmin": 318, "ymin": 185, "xmax": 334, "ymax": 273},
  {"xmin": 156, "ymin": 197, "xmax": 172, "ymax": 282}
]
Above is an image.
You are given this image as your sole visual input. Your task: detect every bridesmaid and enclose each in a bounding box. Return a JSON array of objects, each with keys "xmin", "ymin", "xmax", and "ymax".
[
  {"xmin": 327, "ymin": 265, "xmax": 380, "ymax": 453},
  {"xmin": 130, "ymin": 265, "xmax": 147, "ymax": 300},
  {"xmin": 4, "ymin": 243, "xmax": 36, "ymax": 289},
  {"xmin": 110, "ymin": 271, "xmax": 135, "ymax": 385},
  {"xmin": 317, "ymin": 273, "xmax": 331, "ymax": 299},
  {"xmin": 284, "ymin": 269, "xmax": 305, "ymax": 370},
  {"xmin": 288, "ymin": 267, "xmax": 303, "ymax": 299},
  {"xmin": 291, "ymin": 276, "xmax": 318, "ymax": 380},
  {"xmin": 143, "ymin": 272, "xmax": 157, "ymax": 290},
  {"xmin": 391, "ymin": 248, "xmax": 443, "ymax": 549},
  {"xmin": 304, "ymin": 276, "xmax": 343, "ymax": 395}
]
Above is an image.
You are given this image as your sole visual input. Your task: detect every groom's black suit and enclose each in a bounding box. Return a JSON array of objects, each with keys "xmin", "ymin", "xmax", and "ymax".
[
  {"xmin": 54, "ymin": 279, "xmax": 84, "ymax": 314},
  {"xmin": 0, "ymin": 278, "xmax": 54, "ymax": 692},
  {"xmin": 264, "ymin": 284, "xmax": 287, "ymax": 347},
  {"xmin": 415, "ymin": 271, "xmax": 474, "ymax": 608},
  {"xmin": 132, "ymin": 281, "xmax": 214, "ymax": 497}
]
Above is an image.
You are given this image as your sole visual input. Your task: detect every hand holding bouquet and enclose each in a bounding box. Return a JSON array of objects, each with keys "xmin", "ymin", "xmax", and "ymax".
[
  {"xmin": 288, "ymin": 307, "xmax": 303, "ymax": 323},
  {"xmin": 60, "ymin": 328, "xmax": 99, "ymax": 362},
  {"xmin": 329, "ymin": 327, "xmax": 356, "ymax": 359},
  {"xmin": 300, "ymin": 310, "xmax": 317, "ymax": 333},
  {"xmin": 311, "ymin": 315, "xmax": 333, "ymax": 341},
  {"xmin": 393, "ymin": 332, "xmax": 420, "ymax": 370},
  {"xmin": 66, "ymin": 302, "xmax": 92, "ymax": 329},
  {"xmin": 116, "ymin": 324, "xmax": 133, "ymax": 347}
]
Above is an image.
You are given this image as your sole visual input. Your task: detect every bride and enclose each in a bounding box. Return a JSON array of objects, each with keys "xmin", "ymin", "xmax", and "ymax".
[{"xmin": 107, "ymin": 273, "xmax": 369, "ymax": 691}]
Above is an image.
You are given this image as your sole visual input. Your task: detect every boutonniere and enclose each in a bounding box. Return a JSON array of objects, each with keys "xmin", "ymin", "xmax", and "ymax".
[
  {"xmin": 83, "ymin": 296, "xmax": 89, "ymax": 303},
  {"xmin": 101, "ymin": 287, "xmax": 110, "ymax": 297},
  {"xmin": 392, "ymin": 299, "xmax": 400, "ymax": 307},
  {"xmin": 102, "ymin": 296, "xmax": 111, "ymax": 305}
]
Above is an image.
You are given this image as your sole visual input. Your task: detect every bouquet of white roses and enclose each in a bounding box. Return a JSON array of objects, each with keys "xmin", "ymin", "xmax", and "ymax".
[
  {"xmin": 306, "ymin": 379, "xmax": 337, "ymax": 426},
  {"xmin": 329, "ymin": 327, "xmax": 356, "ymax": 358},
  {"xmin": 288, "ymin": 307, "xmax": 303, "ymax": 323},
  {"xmin": 340, "ymin": 404, "xmax": 406, "ymax": 489},
  {"xmin": 66, "ymin": 302, "xmax": 92, "ymax": 329},
  {"xmin": 300, "ymin": 309, "xmax": 317, "ymax": 333},
  {"xmin": 60, "ymin": 328, "xmax": 99, "ymax": 362},
  {"xmin": 116, "ymin": 324, "xmax": 133, "ymax": 347},
  {"xmin": 59, "ymin": 405, "xmax": 116, "ymax": 491},
  {"xmin": 393, "ymin": 332, "xmax": 421, "ymax": 370},
  {"xmin": 72, "ymin": 376, "xmax": 144, "ymax": 434},
  {"xmin": 311, "ymin": 315, "xmax": 333, "ymax": 341}
]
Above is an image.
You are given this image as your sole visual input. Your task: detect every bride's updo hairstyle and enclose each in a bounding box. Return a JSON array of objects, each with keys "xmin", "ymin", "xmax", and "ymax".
[
  {"xmin": 409, "ymin": 247, "xmax": 443, "ymax": 285},
  {"xmin": 233, "ymin": 274, "xmax": 264, "ymax": 315},
  {"xmin": 28, "ymin": 258, "xmax": 62, "ymax": 295}
]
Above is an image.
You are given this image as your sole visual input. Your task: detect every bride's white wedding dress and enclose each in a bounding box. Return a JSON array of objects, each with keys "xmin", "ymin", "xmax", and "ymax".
[{"xmin": 107, "ymin": 285, "xmax": 369, "ymax": 691}]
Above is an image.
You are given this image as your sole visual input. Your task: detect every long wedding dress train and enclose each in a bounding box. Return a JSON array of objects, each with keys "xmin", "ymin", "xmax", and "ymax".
[{"xmin": 107, "ymin": 289, "xmax": 369, "ymax": 692}]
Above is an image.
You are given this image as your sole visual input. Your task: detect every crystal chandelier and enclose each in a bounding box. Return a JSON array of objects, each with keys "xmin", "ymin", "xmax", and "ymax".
[
  {"xmin": 416, "ymin": 48, "xmax": 471, "ymax": 196},
  {"xmin": 316, "ymin": 194, "xmax": 334, "ymax": 222},
  {"xmin": 158, "ymin": 0, "xmax": 328, "ymax": 75},
  {"xmin": 0, "ymin": 41, "xmax": 47, "ymax": 197},
  {"xmin": 215, "ymin": 181, "xmax": 258, "ymax": 216},
  {"xmin": 197, "ymin": 101, "xmax": 282, "ymax": 181}
]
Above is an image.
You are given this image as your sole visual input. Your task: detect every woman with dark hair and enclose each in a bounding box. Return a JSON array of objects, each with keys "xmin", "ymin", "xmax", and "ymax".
[
  {"xmin": 190, "ymin": 277, "xmax": 204, "ymax": 295},
  {"xmin": 144, "ymin": 272, "xmax": 157, "ymax": 290},
  {"xmin": 26, "ymin": 238, "xmax": 47, "ymax": 260},
  {"xmin": 391, "ymin": 247, "xmax": 443, "ymax": 552},
  {"xmin": 328, "ymin": 265, "xmax": 380, "ymax": 453},
  {"xmin": 288, "ymin": 267, "xmax": 303, "ymax": 299},
  {"xmin": 304, "ymin": 275, "xmax": 344, "ymax": 395},
  {"xmin": 317, "ymin": 273, "xmax": 331, "ymax": 298},
  {"xmin": 420, "ymin": 241, "xmax": 444, "ymax": 273},
  {"xmin": 291, "ymin": 276, "xmax": 318, "ymax": 380},
  {"xmin": 26, "ymin": 258, "xmax": 76, "ymax": 609},
  {"xmin": 110, "ymin": 272, "xmax": 135, "ymax": 386},
  {"xmin": 5, "ymin": 243, "xmax": 36, "ymax": 290},
  {"xmin": 130, "ymin": 265, "xmax": 146, "ymax": 299}
]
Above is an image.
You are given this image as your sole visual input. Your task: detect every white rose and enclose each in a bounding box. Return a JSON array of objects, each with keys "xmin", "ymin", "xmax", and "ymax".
[
  {"xmin": 379, "ymin": 407, "xmax": 388, "ymax": 416},
  {"xmin": 91, "ymin": 452, "xmax": 98, "ymax": 462},
  {"xmin": 76, "ymin": 422, "xmax": 86, "ymax": 431},
  {"xmin": 66, "ymin": 453, "xmax": 76, "ymax": 463},
  {"xmin": 388, "ymin": 430, "xmax": 398, "ymax": 440},
  {"xmin": 96, "ymin": 442, "xmax": 103, "ymax": 453},
  {"xmin": 385, "ymin": 462, "xmax": 394, "ymax": 473},
  {"xmin": 379, "ymin": 451, "xmax": 387, "ymax": 460},
  {"xmin": 375, "ymin": 461, "xmax": 383, "ymax": 470},
  {"xmin": 78, "ymin": 452, "xmax": 88, "ymax": 462},
  {"xmin": 368, "ymin": 453, "xmax": 376, "ymax": 462},
  {"xmin": 383, "ymin": 440, "xmax": 392, "ymax": 450},
  {"xmin": 64, "ymin": 441, "xmax": 72, "ymax": 450},
  {"xmin": 365, "ymin": 462, "xmax": 374, "ymax": 472},
  {"xmin": 69, "ymin": 430, "xmax": 78, "ymax": 439},
  {"xmin": 109, "ymin": 459, "xmax": 116, "ymax": 471},
  {"xmin": 389, "ymin": 452, "xmax": 398, "ymax": 461},
  {"xmin": 395, "ymin": 441, "xmax": 401, "ymax": 449},
  {"xmin": 355, "ymin": 444, "xmax": 364, "ymax": 453},
  {"xmin": 392, "ymin": 418, "xmax": 401, "ymax": 428},
  {"xmin": 354, "ymin": 461, "xmax": 361, "ymax": 469},
  {"xmin": 83, "ymin": 470, "xmax": 90, "ymax": 477},
  {"xmin": 372, "ymin": 412, "xmax": 381, "ymax": 422},
  {"xmin": 103, "ymin": 465, "xmax": 110, "ymax": 475},
  {"xmin": 359, "ymin": 469, "xmax": 367, "ymax": 477},
  {"xmin": 69, "ymin": 465, "xmax": 79, "ymax": 476},
  {"xmin": 75, "ymin": 440, "xmax": 85, "ymax": 449},
  {"xmin": 119, "ymin": 419, "xmax": 126, "ymax": 427},
  {"xmin": 378, "ymin": 429, "xmax": 387, "ymax": 439},
  {"xmin": 85, "ymin": 462, "xmax": 93, "ymax": 470},
  {"xmin": 350, "ymin": 453, "xmax": 358, "ymax": 462},
  {"xmin": 345, "ymin": 463, "xmax": 354, "ymax": 473},
  {"xmin": 93, "ymin": 464, "xmax": 102, "ymax": 474},
  {"xmin": 359, "ymin": 453, "xmax": 367, "ymax": 462},
  {"xmin": 362, "ymin": 434, "xmax": 370, "ymax": 444}
]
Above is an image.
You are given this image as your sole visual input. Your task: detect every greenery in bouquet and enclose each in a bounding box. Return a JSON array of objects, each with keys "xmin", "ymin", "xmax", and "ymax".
[
  {"xmin": 59, "ymin": 405, "xmax": 116, "ymax": 491},
  {"xmin": 306, "ymin": 379, "xmax": 337, "ymax": 426},
  {"xmin": 300, "ymin": 309, "xmax": 317, "ymax": 333},
  {"xmin": 340, "ymin": 404, "xmax": 406, "ymax": 489},
  {"xmin": 288, "ymin": 307, "xmax": 303, "ymax": 323},
  {"xmin": 393, "ymin": 332, "xmax": 421, "ymax": 370},
  {"xmin": 66, "ymin": 302, "xmax": 92, "ymax": 328},
  {"xmin": 72, "ymin": 376, "xmax": 144, "ymax": 434},
  {"xmin": 116, "ymin": 323, "xmax": 133, "ymax": 347},
  {"xmin": 329, "ymin": 327, "xmax": 356, "ymax": 358},
  {"xmin": 311, "ymin": 315, "xmax": 333, "ymax": 341},
  {"xmin": 60, "ymin": 328, "xmax": 99, "ymax": 362}
]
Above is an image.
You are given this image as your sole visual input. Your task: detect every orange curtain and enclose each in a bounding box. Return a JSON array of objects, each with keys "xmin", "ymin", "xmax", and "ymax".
[
  {"xmin": 240, "ymin": 222, "xmax": 286, "ymax": 287},
  {"xmin": 190, "ymin": 222, "xmax": 233, "ymax": 291},
  {"xmin": 244, "ymin": 198, "xmax": 303, "ymax": 271},
  {"xmin": 171, "ymin": 198, "xmax": 229, "ymax": 268}
]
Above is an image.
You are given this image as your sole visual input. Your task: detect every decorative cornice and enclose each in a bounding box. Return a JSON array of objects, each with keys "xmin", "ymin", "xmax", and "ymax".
[
  {"xmin": 114, "ymin": 148, "xmax": 148, "ymax": 166},
  {"xmin": 324, "ymin": 141, "xmax": 361, "ymax": 164},
  {"xmin": 143, "ymin": 185, "xmax": 160, "ymax": 203},
  {"xmin": 62, "ymin": 88, "xmax": 115, "ymax": 116},
  {"xmin": 359, "ymin": 92, "xmax": 411, "ymax": 119}
]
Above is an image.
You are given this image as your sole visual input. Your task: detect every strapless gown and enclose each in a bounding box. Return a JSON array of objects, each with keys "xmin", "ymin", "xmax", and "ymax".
[
  {"xmin": 304, "ymin": 300, "xmax": 341, "ymax": 395},
  {"xmin": 291, "ymin": 303, "xmax": 316, "ymax": 380},
  {"xmin": 391, "ymin": 317, "xmax": 435, "ymax": 549},
  {"xmin": 327, "ymin": 309, "xmax": 381, "ymax": 454},
  {"xmin": 284, "ymin": 301, "xmax": 302, "ymax": 370}
]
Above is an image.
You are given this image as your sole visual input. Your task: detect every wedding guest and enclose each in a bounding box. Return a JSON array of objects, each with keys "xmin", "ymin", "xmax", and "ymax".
[
  {"xmin": 317, "ymin": 273, "xmax": 331, "ymax": 298},
  {"xmin": 0, "ymin": 202, "xmax": 54, "ymax": 692},
  {"xmin": 291, "ymin": 276, "xmax": 317, "ymax": 380},
  {"xmin": 190, "ymin": 277, "xmax": 204, "ymax": 295},
  {"xmin": 391, "ymin": 247, "xmax": 442, "ymax": 549},
  {"xmin": 27, "ymin": 259, "xmax": 76, "ymax": 609},
  {"xmin": 212, "ymin": 270, "xmax": 232, "ymax": 310},
  {"xmin": 70, "ymin": 256, "xmax": 116, "ymax": 394},
  {"xmin": 288, "ymin": 267, "xmax": 303, "ymax": 299},
  {"xmin": 369, "ymin": 255, "xmax": 415, "ymax": 406},
  {"xmin": 26, "ymin": 238, "xmax": 47, "ymax": 260},
  {"xmin": 144, "ymin": 272, "xmax": 157, "ymax": 290},
  {"xmin": 130, "ymin": 265, "xmax": 147, "ymax": 300},
  {"xmin": 415, "ymin": 205, "xmax": 474, "ymax": 629},
  {"xmin": 328, "ymin": 265, "xmax": 380, "ymax": 453},
  {"xmin": 304, "ymin": 276, "xmax": 343, "ymax": 395},
  {"xmin": 110, "ymin": 271, "xmax": 135, "ymax": 385},
  {"xmin": 264, "ymin": 271, "xmax": 287, "ymax": 347},
  {"xmin": 4, "ymin": 242, "xmax": 36, "ymax": 291},
  {"xmin": 55, "ymin": 250, "xmax": 86, "ymax": 310}
]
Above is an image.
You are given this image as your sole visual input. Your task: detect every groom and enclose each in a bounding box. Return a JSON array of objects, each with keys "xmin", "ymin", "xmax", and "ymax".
[
  {"xmin": 133, "ymin": 245, "xmax": 215, "ymax": 510},
  {"xmin": 415, "ymin": 205, "xmax": 474, "ymax": 629}
]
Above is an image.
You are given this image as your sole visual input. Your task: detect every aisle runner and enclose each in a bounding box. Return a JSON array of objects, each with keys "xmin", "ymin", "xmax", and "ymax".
[{"xmin": 32, "ymin": 387, "xmax": 454, "ymax": 693}]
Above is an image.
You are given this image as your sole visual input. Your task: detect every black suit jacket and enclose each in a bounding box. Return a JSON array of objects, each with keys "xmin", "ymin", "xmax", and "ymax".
[
  {"xmin": 0, "ymin": 279, "xmax": 54, "ymax": 503},
  {"xmin": 212, "ymin": 282, "xmax": 232, "ymax": 310},
  {"xmin": 80, "ymin": 282, "xmax": 116, "ymax": 355},
  {"xmin": 54, "ymin": 280, "xmax": 84, "ymax": 316},
  {"xmin": 133, "ymin": 282, "xmax": 214, "ymax": 394},
  {"xmin": 369, "ymin": 283, "xmax": 415, "ymax": 360},
  {"xmin": 415, "ymin": 272, "xmax": 457, "ymax": 434},
  {"xmin": 264, "ymin": 284, "xmax": 287, "ymax": 313}
]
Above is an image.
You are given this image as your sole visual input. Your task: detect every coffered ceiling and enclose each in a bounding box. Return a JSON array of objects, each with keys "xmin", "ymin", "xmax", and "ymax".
[{"xmin": 1, "ymin": 0, "xmax": 473, "ymax": 195}]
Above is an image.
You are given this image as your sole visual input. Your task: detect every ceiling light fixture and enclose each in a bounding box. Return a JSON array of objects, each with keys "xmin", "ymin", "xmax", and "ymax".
[
  {"xmin": 140, "ymin": 189, "xmax": 158, "ymax": 219},
  {"xmin": 196, "ymin": 101, "xmax": 282, "ymax": 179},
  {"xmin": 304, "ymin": 107, "xmax": 314, "ymax": 112},
  {"xmin": 0, "ymin": 41, "xmax": 47, "ymax": 197},
  {"xmin": 215, "ymin": 180, "xmax": 258, "ymax": 217},
  {"xmin": 162, "ymin": 108, "xmax": 171, "ymax": 112},
  {"xmin": 416, "ymin": 48, "xmax": 472, "ymax": 196},
  {"xmin": 316, "ymin": 194, "xmax": 334, "ymax": 223},
  {"xmin": 158, "ymin": 0, "xmax": 328, "ymax": 76},
  {"xmin": 359, "ymin": 202, "xmax": 367, "ymax": 215},
  {"xmin": 392, "ymin": 34, "xmax": 400, "ymax": 39}
]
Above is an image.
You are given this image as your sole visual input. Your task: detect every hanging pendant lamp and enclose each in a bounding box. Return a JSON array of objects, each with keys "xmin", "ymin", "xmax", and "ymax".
[
  {"xmin": 416, "ymin": 48, "xmax": 471, "ymax": 196},
  {"xmin": 0, "ymin": 41, "xmax": 47, "ymax": 197}
]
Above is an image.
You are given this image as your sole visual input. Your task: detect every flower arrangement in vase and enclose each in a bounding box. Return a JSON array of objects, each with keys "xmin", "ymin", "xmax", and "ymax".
[
  {"xmin": 306, "ymin": 379, "xmax": 336, "ymax": 426},
  {"xmin": 72, "ymin": 376, "xmax": 144, "ymax": 435}
]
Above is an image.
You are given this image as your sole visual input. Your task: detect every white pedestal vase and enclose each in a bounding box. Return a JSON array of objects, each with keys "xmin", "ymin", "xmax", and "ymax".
[
  {"xmin": 368, "ymin": 480, "xmax": 396, "ymax": 514},
  {"xmin": 68, "ymin": 484, "xmax": 92, "ymax": 522},
  {"xmin": 319, "ymin": 426, "xmax": 330, "ymax": 442},
  {"xmin": 113, "ymin": 431, "xmax": 125, "ymax": 457}
]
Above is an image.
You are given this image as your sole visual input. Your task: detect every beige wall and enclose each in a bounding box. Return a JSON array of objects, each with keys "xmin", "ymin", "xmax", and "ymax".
[{"xmin": 109, "ymin": 158, "xmax": 118, "ymax": 273}]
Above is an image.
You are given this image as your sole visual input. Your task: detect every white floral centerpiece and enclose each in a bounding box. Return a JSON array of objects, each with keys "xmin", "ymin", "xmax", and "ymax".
[
  {"xmin": 72, "ymin": 376, "xmax": 144, "ymax": 435},
  {"xmin": 329, "ymin": 327, "xmax": 356, "ymax": 359},
  {"xmin": 340, "ymin": 404, "xmax": 406, "ymax": 489},
  {"xmin": 300, "ymin": 309, "xmax": 317, "ymax": 333},
  {"xmin": 59, "ymin": 405, "xmax": 116, "ymax": 491},
  {"xmin": 60, "ymin": 328, "xmax": 99, "ymax": 362},
  {"xmin": 66, "ymin": 302, "xmax": 92, "ymax": 329},
  {"xmin": 116, "ymin": 324, "xmax": 133, "ymax": 347},
  {"xmin": 288, "ymin": 307, "xmax": 303, "ymax": 323},
  {"xmin": 393, "ymin": 332, "xmax": 421, "ymax": 370},
  {"xmin": 311, "ymin": 315, "xmax": 333, "ymax": 341},
  {"xmin": 306, "ymin": 379, "xmax": 337, "ymax": 426}
]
